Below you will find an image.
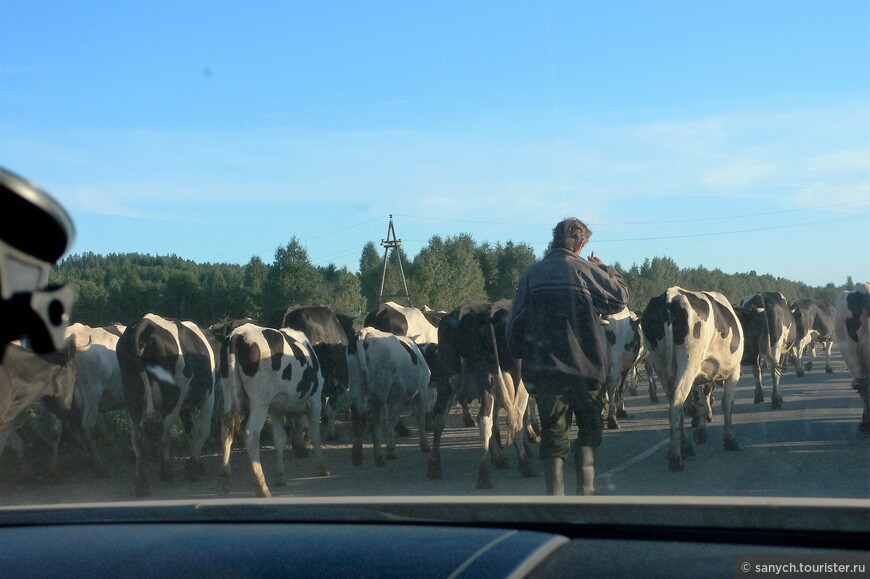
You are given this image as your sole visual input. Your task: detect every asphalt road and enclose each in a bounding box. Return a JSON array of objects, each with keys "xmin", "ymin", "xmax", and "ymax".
[{"xmin": 0, "ymin": 350, "xmax": 867, "ymax": 505}]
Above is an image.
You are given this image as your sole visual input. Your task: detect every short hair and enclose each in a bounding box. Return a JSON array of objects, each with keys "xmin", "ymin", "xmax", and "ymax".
[{"xmin": 549, "ymin": 217, "xmax": 591, "ymax": 253}]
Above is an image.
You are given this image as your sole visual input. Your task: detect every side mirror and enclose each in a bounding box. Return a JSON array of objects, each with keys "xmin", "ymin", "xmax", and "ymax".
[{"xmin": 0, "ymin": 167, "xmax": 76, "ymax": 356}]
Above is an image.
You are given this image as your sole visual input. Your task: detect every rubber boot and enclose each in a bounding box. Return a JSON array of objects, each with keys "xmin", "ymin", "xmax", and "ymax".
[
  {"xmin": 543, "ymin": 457, "xmax": 565, "ymax": 496},
  {"xmin": 577, "ymin": 446, "xmax": 595, "ymax": 496}
]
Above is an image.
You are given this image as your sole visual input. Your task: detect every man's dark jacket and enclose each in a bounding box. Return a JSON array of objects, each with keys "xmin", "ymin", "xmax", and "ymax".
[{"xmin": 507, "ymin": 248, "xmax": 629, "ymax": 385}]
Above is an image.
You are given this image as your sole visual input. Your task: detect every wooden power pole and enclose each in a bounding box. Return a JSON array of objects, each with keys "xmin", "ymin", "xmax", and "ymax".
[{"xmin": 378, "ymin": 215, "xmax": 413, "ymax": 306}]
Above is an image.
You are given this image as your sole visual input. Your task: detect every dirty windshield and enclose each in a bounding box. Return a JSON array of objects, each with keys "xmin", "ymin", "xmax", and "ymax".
[{"xmin": 0, "ymin": 1, "xmax": 867, "ymax": 506}]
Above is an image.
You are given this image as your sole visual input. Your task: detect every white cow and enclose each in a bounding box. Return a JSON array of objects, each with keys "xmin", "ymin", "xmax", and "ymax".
[
  {"xmin": 346, "ymin": 327, "xmax": 433, "ymax": 468},
  {"xmin": 641, "ymin": 287, "xmax": 744, "ymax": 471},
  {"xmin": 834, "ymin": 283, "xmax": 870, "ymax": 435},
  {"xmin": 48, "ymin": 322, "xmax": 126, "ymax": 476},
  {"xmin": 602, "ymin": 308, "xmax": 643, "ymax": 429},
  {"xmin": 219, "ymin": 323, "xmax": 330, "ymax": 498}
]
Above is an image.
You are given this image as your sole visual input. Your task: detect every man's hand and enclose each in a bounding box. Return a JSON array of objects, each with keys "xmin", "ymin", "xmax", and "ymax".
[{"xmin": 588, "ymin": 251, "xmax": 605, "ymax": 267}]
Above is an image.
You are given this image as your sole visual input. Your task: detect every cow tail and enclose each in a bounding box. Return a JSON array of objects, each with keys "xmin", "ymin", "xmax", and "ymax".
[
  {"xmin": 224, "ymin": 334, "xmax": 242, "ymax": 414},
  {"xmin": 664, "ymin": 301, "xmax": 676, "ymax": 383},
  {"xmin": 355, "ymin": 329, "xmax": 370, "ymax": 385},
  {"xmin": 489, "ymin": 322, "xmax": 520, "ymax": 445}
]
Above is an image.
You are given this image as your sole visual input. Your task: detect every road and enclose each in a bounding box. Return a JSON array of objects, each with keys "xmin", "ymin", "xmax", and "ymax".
[{"xmin": 0, "ymin": 351, "xmax": 867, "ymax": 505}]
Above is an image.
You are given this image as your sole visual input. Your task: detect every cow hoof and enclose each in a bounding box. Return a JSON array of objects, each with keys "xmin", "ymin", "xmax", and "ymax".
[
  {"xmin": 491, "ymin": 456, "xmax": 510, "ymax": 470},
  {"xmin": 681, "ymin": 445, "xmax": 695, "ymax": 459},
  {"xmin": 219, "ymin": 473, "xmax": 231, "ymax": 493},
  {"xmin": 420, "ymin": 444, "xmax": 431, "ymax": 453},
  {"xmin": 650, "ymin": 395, "xmax": 659, "ymax": 404},
  {"xmin": 386, "ymin": 449, "xmax": 397, "ymax": 460},
  {"xmin": 754, "ymin": 395, "xmax": 764, "ymax": 404},
  {"xmin": 724, "ymin": 438, "xmax": 739, "ymax": 451},
  {"xmin": 825, "ymin": 367, "xmax": 834, "ymax": 374},
  {"xmin": 693, "ymin": 429, "xmax": 708, "ymax": 445},
  {"xmin": 427, "ymin": 459, "xmax": 444, "ymax": 480},
  {"xmin": 272, "ymin": 476, "xmax": 287, "ymax": 487},
  {"xmin": 616, "ymin": 408, "xmax": 628, "ymax": 419},
  {"xmin": 859, "ymin": 421, "xmax": 870, "ymax": 435},
  {"xmin": 255, "ymin": 487, "xmax": 271, "ymax": 498},
  {"xmin": 667, "ymin": 458, "xmax": 684, "ymax": 472},
  {"xmin": 319, "ymin": 468, "xmax": 331, "ymax": 477},
  {"xmin": 396, "ymin": 424, "xmax": 412, "ymax": 438},
  {"xmin": 462, "ymin": 415, "xmax": 477, "ymax": 428},
  {"xmin": 375, "ymin": 456, "xmax": 386, "ymax": 467},
  {"xmin": 771, "ymin": 398, "xmax": 783, "ymax": 410},
  {"xmin": 351, "ymin": 446, "xmax": 363, "ymax": 467},
  {"xmin": 606, "ymin": 417, "xmax": 620, "ymax": 430},
  {"xmin": 805, "ymin": 362, "xmax": 814, "ymax": 372},
  {"xmin": 519, "ymin": 460, "xmax": 537, "ymax": 478}
]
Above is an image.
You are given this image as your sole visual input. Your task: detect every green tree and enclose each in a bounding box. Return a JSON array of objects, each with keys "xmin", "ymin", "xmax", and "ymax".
[
  {"xmin": 410, "ymin": 234, "xmax": 487, "ymax": 310},
  {"xmin": 263, "ymin": 238, "xmax": 324, "ymax": 325}
]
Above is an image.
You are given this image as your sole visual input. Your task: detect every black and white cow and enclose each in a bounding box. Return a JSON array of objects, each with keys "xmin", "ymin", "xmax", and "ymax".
[
  {"xmin": 641, "ymin": 287, "xmax": 744, "ymax": 471},
  {"xmin": 116, "ymin": 313, "xmax": 217, "ymax": 496},
  {"xmin": 430, "ymin": 300, "xmax": 534, "ymax": 488},
  {"xmin": 219, "ymin": 323, "xmax": 330, "ymax": 498},
  {"xmin": 346, "ymin": 327, "xmax": 432, "ymax": 468},
  {"xmin": 282, "ymin": 304, "xmax": 356, "ymax": 441},
  {"xmin": 834, "ymin": 283, "xmax": 870, "ymax": 435},
  {"xmin": 0, "ymin": 339, "xmax": 79, "ymax": 475},
  {"xmin": 790, "ymin": 299, "xmax": 836, "ymax": 376},
  {"xmin": 734, "ymin": 292, "xmax": 797, "ymax": 409},
  {"xmin": 602, "ymin": 307, "xmax": 643, "ymax": 429}
]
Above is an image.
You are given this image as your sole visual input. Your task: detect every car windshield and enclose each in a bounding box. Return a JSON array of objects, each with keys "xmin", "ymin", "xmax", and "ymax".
[{"xmin": 0, "ymin": 1, "xmax": 867, "ymax": 511}]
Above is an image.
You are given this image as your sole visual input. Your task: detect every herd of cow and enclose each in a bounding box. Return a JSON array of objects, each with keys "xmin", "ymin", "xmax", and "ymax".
[{"xmin": 1, "ymin": 282, "xmax": 868, "ymax": 498}]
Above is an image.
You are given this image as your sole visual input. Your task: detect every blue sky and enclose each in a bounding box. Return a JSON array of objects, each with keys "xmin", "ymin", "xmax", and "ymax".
[{"xmin": 2, "ymin": 1, "xmax": 868, "ymax": 287}]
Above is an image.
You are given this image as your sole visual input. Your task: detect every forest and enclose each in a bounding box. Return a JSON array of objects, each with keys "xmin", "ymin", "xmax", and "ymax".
[{"xmin": 50, "ymin": 234, "xmax": 856, "ymax": 329}]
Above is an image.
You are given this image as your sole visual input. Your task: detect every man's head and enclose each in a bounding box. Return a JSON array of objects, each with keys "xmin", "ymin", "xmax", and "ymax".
[{"xmin": 549, "ymin": 217, "xmax": 591, "ymax": 255}]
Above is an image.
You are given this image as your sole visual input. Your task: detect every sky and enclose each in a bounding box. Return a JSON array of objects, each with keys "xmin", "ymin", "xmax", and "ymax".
[{"xmin": 1, "ymin": 1, "xmax": 868, "ymax": 287}]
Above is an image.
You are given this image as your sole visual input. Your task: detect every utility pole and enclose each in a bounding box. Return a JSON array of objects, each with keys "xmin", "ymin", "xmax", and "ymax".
[{"xmin": 378, "ymin": 215, "xmax": 413, "ymax": 307}]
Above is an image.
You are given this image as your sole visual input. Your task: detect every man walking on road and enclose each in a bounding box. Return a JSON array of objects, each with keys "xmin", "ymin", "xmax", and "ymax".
[{"xmin": 507, "ymin": 217, "xmax": 629, "ymax": 495}]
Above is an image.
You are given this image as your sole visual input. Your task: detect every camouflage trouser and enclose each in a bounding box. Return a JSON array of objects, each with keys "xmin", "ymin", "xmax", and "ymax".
[{"xmin": 528, "ymin": 374, "xmax": 604, "ymax": 461}]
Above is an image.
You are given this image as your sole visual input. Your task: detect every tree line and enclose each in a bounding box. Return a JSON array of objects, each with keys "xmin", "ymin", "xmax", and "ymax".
[{"xmin": 50, "ymin": 235, "xmax": 856, "ymax": 329}]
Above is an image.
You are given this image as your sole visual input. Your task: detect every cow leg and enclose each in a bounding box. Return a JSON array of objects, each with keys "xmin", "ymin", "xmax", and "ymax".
[
  {"xmin": 304, "ymin": 396, "xmax": 330, "ymax": 476},
  {"xmin": 384, "ymin": 402, "xmax": 399, "ymax": 460},
  {"xmin": 415, "ymin": 393, "xmax": 431, "ymax": 454},
  {"xmin": 324, "ymin": 400, "xmax": 339, "ymax": 442},
  {"xmin": 668, "ymin": 377, "xmax": 695, "ymax": 471},
  {"xmin": 243, "ymin": 404, "xmax": 271, "ymax": 498},
  {"xmin": 269, "ymin": 411, "xmax": 288, "ymax": 487},
  {"xmin": 476, "ymin": 390, "xmax": 496, "ymax": 489},
  {"xmin": 180, "ymin": 407, "xmax": 205, "ymax": 480},
  {"xmin": 426, "ymin": 385, "xmax": 457, "ymax": 480},
  {"xmin": 488, "ymin": 405, "xmax": 510, "ymax": 469},
  {"xmin": 604, "ymin": 373, "xmax": 620, "ymax": 430},
  {"xmin": 615, "ymin": 374, "xmax": 629, "ymax": 419},
  {"xmin": 823, "ymin": 341, "xmax": 834, "ymax": 374},
  {"xmin": 753, "ymin": 362, "xmax": 765, "ymax": 404},
  {"xmin": 692, "ymin": 385, "xmax": 710, "ymax": 446},
  {"xmin": 289, "ymin": 414, "xmax": 308, "ymax": 458},
  {"xmin": 460, "ymin": 400, "xmax": 476, "ymax": 427},
  {"xmin": 0, "ymin": 429, "xmax": 28, "ymax": 478},
  {"xmin": 79, "ymin": 395, "xmax": 108, "ymax": 477},
  {"xmin": 512, "ymin": 383, "xmax": 536, "ymax": 478},
  {"xmin": 219, "ymin": 410, "xmax": 240, "ymax": 493},
  {"xmin": 771, "ymin": 363, "xmax": 784, "ymax": 409},
  {"xmin": 127, "ymin": 415, "xmax": 150, "ymax": 497},
  {"xmin": 647, "ymin": 361, "xmax": 659, "ymax": 403},
  {"xmin": 722, "ymin": 372, "xmax": 740, "ymax": 451}
]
